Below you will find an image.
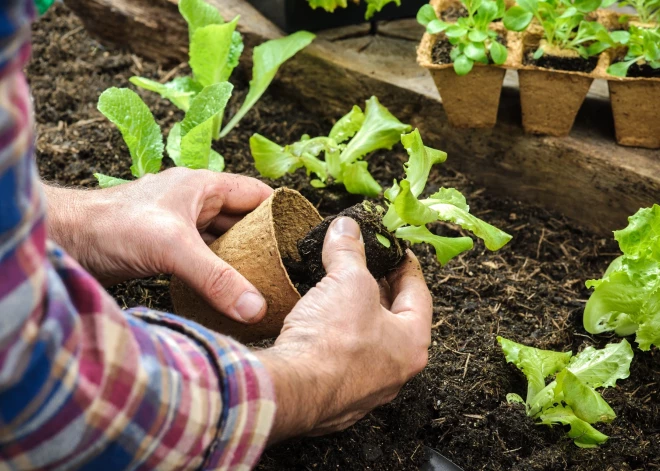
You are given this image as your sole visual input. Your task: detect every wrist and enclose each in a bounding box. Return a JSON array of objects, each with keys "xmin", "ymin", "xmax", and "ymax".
[{"xmin": 255, "ymin": 344, "xmax": 338, "ymax": 445}]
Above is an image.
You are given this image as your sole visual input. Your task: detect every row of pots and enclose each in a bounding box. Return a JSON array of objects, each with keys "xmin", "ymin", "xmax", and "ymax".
[{"xmin": 417, "ymin": 0, "xmax": 660, "ymax": 149}]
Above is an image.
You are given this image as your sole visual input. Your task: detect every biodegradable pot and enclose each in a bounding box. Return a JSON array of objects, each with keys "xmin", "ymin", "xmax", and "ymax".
[
  {"xmin": 247, "ymin": 0, "xmax": 429, "ymax": 33},
  {"xmin": 608, "ymin": 79, "xmax": 660, "ymax": 149},
  {"xmin": 170, "ymin": 188, "xmax": 323, "ymax": 343},
  {"xmin": 417, "ymin": 32, "xmax": 508, "ymax": 129}
]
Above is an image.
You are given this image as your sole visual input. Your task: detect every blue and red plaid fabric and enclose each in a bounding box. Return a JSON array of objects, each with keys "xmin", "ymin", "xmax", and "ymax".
[{"xmin": 0, "ymin": 1, "xmax": 275, "ymax": 469}]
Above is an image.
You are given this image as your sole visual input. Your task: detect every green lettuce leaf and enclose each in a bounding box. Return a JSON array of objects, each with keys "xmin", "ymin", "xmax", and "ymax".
[
  {"xmin": 342, "ymin": 161, "xmax": 382, "ymax": 197},
  {"xmin": 365, "ymin": 0, "xmax": 401, "ymax": 19},
  {"xmin": 400, "ymin": 129, "xmax": 447, "ymax": 198},
  {"xmin": 329, "ymin": 105, "xmax": 365, "ymax": 144},
  {"xmin": 339, "ymin": 96, "xmax": 411, "ymax": 166},
  {"xmin": 394, "ymin": 180, "xmax": 438, "ymax": 226},
  {"xmin": 555, "ymin": 370, "xmax": 615, "ymax": 423},
  {"xmin": 97, "ymin": 88, "xmax": 163, "ymax": 178},
  {"xmin": 614, "ymin": 204, "xmax": 660, "ymax": 261},
  {"xmin": 190, "ymin": 17, "xmax": 240, "ymax": 88},
  {"xmin": 307, "ymin": 0, "xmax": 349, "ymax": 12},
  {"xmin": 249, "ymin": 134, "xmax": 327, "ymax": 181},
  {"xmin": 95, "ymin": 174, "xmax": 130, "ymax": 188},
  {"xmin": 498, "ymin": 337, "xmax": 572, "ymax": 404},
  {"xmin": 129, "ymin": 76, "xmax": 202, "ymax": 112},
  {"xmin": 396, "ymin": 225, "xmax": 474, "ymax": 265},
  {"xmin": 220, "ymin": 31, "xmax": 316, "ymax": 138},
  {"xmin": 565, "ymin": 340, "xmax": 633, "ymax": 389},
  {"xmin": 179, "ymin": 0, "xmax": 224, "ymax": 40},
  {"xmin": 537, "ymin": 405, "xmax": 609, "ymax": 448}
]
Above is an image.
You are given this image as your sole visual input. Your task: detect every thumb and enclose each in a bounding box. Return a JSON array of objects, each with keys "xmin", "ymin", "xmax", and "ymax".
[
  {"xmin": 322, "ymin": 217, "xmax": 367, "ymax": 275},
  {"xmin": 174, "ymin": 237, "xmax": 267, "ymax": 324}
]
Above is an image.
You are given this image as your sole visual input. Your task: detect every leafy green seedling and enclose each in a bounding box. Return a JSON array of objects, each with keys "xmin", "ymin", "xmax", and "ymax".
[
  {"xmin": 499, "ymin": 337, "xmax": 634, "ymax": 448},
  {"xmin": 503, "ymin": 0, "xmax": 620, "ymax": 60},
  {"xmin": 606, "ymin": 25, "xmax": 660, "ymax": 77},
  {"xmin": 618, "ymin": 0, "xmax": 660, "ymax": 24},
  {"xmin": 250, "ymin": 96, "xmax": 412, "ymax": 197},
  {"xmin": 380, "ymin": 129, "xmax": 512, "ymax": 264},
  {"xmin": 308, "ymin": 0, "xmax": 402, "ymax": 19},
  {"xmin": 417, "ymin": 0, "xmax": 509, "ymax": 76},
  {"xmin": 132, "ymin": 0, "xmax": 315, "ymax": 140},
  {"xmin": 584, "ymin": 204, "xmax": 660, "ymax": 351},
  {"xmin": 95, "ymin": 83, "xmax": 233, "ymax": 187}
]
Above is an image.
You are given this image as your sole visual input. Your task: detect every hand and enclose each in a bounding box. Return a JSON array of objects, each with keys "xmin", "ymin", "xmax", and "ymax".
[
  {"xmin": 256, "ymin": 217, "xmax": 432, "ymax": 443},
  {"xmin": 44, "ymin": 168, "xmax": 273, "ymax": 324}
]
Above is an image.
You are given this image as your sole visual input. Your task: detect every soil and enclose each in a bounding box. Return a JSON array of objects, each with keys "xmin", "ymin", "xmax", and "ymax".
[
  {"xmin": 523, "ymin": 49, "xmax": 599, "ymax": 73},
  {"xmin": 617, "ymin": 59, "xmax": 660, "ymax": 78},
  {"xmin": 291, "ymin": 201, "xmax": 407, "ymax": 295},
  {"xmin": 432, "ymin": 36, "xmax": 507, "ymax": 66},
  {"xmin": 30, "ymin": 5, "xmax": 659, "ymax": 471},
  {"xmin": 441, "ymin": 5, "xmax": 468, "ymax": 21}
]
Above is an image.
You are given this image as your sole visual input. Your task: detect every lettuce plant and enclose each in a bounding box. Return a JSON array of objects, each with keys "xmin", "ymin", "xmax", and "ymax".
[
  {"xmin": 250, "ymin": 97, "xmax": 412, "ymax": 197},
  {"xmin": 606, "ymin": 25, "xmax": 660, "ymax": 77},
  {"xmin": 584, "ymin": 205, "xmax": 660, "ymax": 351},
  {"xmin": 380, "ymin": 129, "xmax": 512, "ymax": 264},
  {"xmin": 308, "ymin": 0, "xmax": 401, "ymax": 19},
  {"xmin": 618, "ymin": 0, "xmax": 660, "ymax": 24},
  {"xmin": 503, "ymin": 0, "xmax": 620, "ymax": 60},
  {"xmin": 417, "ymin": 0, "xmax": 509, "ymax": 75},
  {"xmin": 499, "ymin": 337, "xmax": 633, "ymax": 448},
  {"xmin": 94, "ymin": 0, "xmax": 314, "ymax": 187}
]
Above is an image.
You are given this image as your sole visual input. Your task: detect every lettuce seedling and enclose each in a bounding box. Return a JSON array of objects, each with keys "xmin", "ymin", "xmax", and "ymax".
[
  {"xmin": 499, "ymin": 337, "xmax": 633, "ymax": 448},
  {"xmin": 380, "ymin": 129, "xmax": 512, "ymax": 264},
  {"xmin": 503, "ymin": 0, "xmax": 620, "ymax": 60},
  {"xmin": 131, "ymin": 0, "xmax": 315, "ymax": 140},
  {"xmin": 584, "ymin": 205, "xmax": 660, "ymax": 351},
  {"xmin": 618, "ymin": 0, "xmax": 660, "ymax": 24},
  {"xmin": 94, "ymin": 83, "xmax": 233, "ymax": 187},
  {"xmin": 308, "ymin": 0, "xmax": 401, "ymax": 19},
  {"xmin": 250, "ymin": 97, "xmax": 412, "ymax": 197},
  {"xmin": 606, "ymin": 25, "xmax": 660, "ymax": 77},
  {"xmin": 417, "ymin": 0, "xmax": 509, "ymax": 76}
]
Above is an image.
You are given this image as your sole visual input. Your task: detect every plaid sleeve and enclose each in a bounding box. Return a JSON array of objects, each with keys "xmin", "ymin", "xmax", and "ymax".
[{"xmin": 0, "ymin": 1, "xmax": 275, "ymax": 470}]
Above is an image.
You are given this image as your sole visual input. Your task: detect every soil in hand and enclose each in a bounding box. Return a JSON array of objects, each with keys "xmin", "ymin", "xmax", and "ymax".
[
  {"xmin": 288, "ymin": 201, "xmax": 406, "ymax": 295},
  {"xmin": 524, "ymin": 49, "xmax": 599, "ymax": 72}
]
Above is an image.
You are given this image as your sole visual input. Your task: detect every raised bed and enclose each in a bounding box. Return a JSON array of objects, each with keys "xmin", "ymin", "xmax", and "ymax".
[{"xmin": 33, "ymin": 5, "xmax": 659, "ymax": 470}]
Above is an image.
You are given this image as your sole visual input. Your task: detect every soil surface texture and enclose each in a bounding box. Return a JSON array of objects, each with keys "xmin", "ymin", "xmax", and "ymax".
[
  {"xmin": 433, "ymin": 36, "xmax": 507, "ymax": 66},
  {"xmin": 523, "ymin": 49, "xmax": 599, "ymax": 73},
  {"xmin": 441, "ymin": 5, "xmax": 469, "ymax": 21},
  {"xmin": 292, "ymin": 202, "xmax": 407, "ymax": 295},
  {"xmin": 30, "ymin": 5, "xmax": 659, "ymax": 471}
]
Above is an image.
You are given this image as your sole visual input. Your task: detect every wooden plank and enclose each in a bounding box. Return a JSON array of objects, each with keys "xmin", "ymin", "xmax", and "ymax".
[{"xmin": 62, "ymin": 0, "xmax": 660, "ymax": 234}]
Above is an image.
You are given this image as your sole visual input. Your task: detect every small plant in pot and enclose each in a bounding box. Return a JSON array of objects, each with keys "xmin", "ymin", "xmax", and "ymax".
[
  {"xmin": 249, "ymin": 96, "xmax": 411, "ymax": 211},
  {"xmin": 503, "ymin": 0, "xmax": 619, "ymax": 136},
  {"xmin": 618, "ymin": 0, "xmax": 660, "ymax": 25},
  {"xmin": 417, "ymin": 0, "xmax": 511, "ymax": 128},
  {"xmin": 171, "ymin": 129, "xmax": 512, "ymax": 341},
  {"xmin": 604, "ymin": 25, "xmax": 660, "ymax": 148}
]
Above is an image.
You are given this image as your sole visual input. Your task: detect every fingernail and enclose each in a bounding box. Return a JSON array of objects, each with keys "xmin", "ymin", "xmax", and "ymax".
[
  {"xmin": 235, "ymin": 291, "xmax": 265, "ymax": 323},
  {"xmin": 332, "ymin": 217, "xmax": 361, "ymax": 240}
]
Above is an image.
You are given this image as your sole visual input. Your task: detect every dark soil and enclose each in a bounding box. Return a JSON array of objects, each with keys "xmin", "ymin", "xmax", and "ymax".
[
  {"xmin": 617, "ymin": 59, "xmax": 660, "ymax": 78},
  {"xmin": 290, "ymin": 201, "xmax": 407, "ymax": 294},
  {"xmin": 30, "ymin": 5, "xmax": 659, "ymax": 471},
  {"xmin": 432, "ymin": 36, "xmax": 507, "ymax": 66},
  {"xmin": 441, "ymin": 5, "xmax": 468, "ymax": 21},
  {"xmin": 524, "ymin": 49, "xmax": 599, "ymax": 73}
]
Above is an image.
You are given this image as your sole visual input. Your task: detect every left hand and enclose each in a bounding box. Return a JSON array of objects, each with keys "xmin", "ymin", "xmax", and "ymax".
[{"xmin": 45, "ymin": 168, "xmax": 273, "ymax": 324}]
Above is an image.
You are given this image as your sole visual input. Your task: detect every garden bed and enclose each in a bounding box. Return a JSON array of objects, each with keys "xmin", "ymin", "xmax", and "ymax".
[{"xmin": 30, "ymin": 5, "xmax": 659, "ymax": 470}]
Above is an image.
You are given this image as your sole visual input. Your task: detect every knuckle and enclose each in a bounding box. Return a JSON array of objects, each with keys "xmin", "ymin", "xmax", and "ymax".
[
  {"xmin": 410, "ymin": 349, "xmax": 429, "ymax": 376},
  {"xmin": 204, "ymin": 263, "xmax": 238, "ymax": 299}
]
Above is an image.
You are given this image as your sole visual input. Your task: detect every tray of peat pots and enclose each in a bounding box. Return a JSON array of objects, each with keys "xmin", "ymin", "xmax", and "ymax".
[
  {"xmin": 501, "ymin": 2, "xmax": 621, "ymax": 136},
  {"xmin": 248, "ymin": 0, "xmax": 429, "ymax": 33},
  {"xmin": 598, "ymin": 18, "xmax": 660, "ymax": 149},
  {"xmin": 171, "ymin": 130, "xmax": 512, "ymax": 342},
  {"xmin": 417, "ymin": 0, "xmax": 517, "ymax": 128}
]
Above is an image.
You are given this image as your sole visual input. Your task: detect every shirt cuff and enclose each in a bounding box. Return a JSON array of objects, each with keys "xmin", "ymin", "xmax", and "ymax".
[{"xmin": 128, "ymin": 308, "xmax": 275, "ymax": 471}]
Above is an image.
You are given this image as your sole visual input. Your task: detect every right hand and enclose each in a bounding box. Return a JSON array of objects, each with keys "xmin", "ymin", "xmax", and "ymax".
[{"xmin": 257, "ymin": 217, "xmax": 433, "ymax": 443}]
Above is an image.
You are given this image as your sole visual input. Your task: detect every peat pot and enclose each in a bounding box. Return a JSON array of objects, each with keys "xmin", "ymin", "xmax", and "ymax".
[
  {"xmin": 417, "ymin": 32, "xmax": 507, "ymax": 128},
  {"xmin": 247, "ymin": 0, "xmax": 429, "ymax": 33},
  {"xmin": 170, "ymin": 188, "xmax": 323, "ymax": 343}
]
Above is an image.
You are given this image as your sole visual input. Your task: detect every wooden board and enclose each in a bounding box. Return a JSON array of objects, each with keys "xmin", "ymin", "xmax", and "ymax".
[{"xmin": 63, "ymin": 0, "xmax": 660, "ymax": 234}]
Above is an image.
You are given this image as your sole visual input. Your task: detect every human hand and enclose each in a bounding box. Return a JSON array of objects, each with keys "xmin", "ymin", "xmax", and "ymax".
[
  {"xmin": 257, "ymin": 217, "xmax": 433, "ymax": 443},
  {"xmin": 44, "ymin": 168, "xmax": 273, "ymax": 323}
]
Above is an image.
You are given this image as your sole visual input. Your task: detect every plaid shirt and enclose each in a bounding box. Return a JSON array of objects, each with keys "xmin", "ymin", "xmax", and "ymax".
[{"xmin": 0, "ymin": 1, "xmax": 275, "ymax": 469}]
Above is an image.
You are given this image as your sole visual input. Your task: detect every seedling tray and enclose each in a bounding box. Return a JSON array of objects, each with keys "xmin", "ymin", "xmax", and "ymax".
[
  {"xmin": 417, "ymin": 0, "xmax": 660, "ymax": 147},
  {"xmin": 247, "ymin": 0, "xmax": 429, "ymax": 33}
]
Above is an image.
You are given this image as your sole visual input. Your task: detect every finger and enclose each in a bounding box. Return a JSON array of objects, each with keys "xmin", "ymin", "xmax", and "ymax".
[
  {"xmin": 173, "ymin": 236, "xmax": 267, "ymax": 324},
  {"xmin": 387, "ymin": 251, "xmax": 432, "ymax": 328},
  {"xmin": 205, "ymin": 173, "xmax": 273, "ymax": 215},
  {"xmin": 379, "ymin": 280, "xmax": 392, "ymax": 310},
  {"xmin": 322, "ymin": 217, "xmax": 367, "ymax": 275},
  {"xmin": 205, "ymin": 214, "xmax": 244, "ymax": 236}
]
